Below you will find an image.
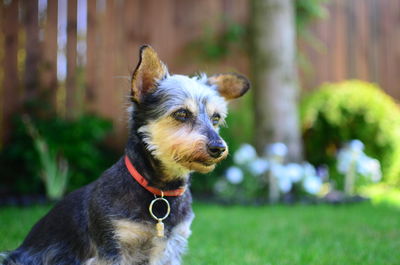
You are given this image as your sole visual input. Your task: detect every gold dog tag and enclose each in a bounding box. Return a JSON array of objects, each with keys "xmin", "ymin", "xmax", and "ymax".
[{"xmin": 156, "ymin": 220, "xmax": 165, "ymax": 237}]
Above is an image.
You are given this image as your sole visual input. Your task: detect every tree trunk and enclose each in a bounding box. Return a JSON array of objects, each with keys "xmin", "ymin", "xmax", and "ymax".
[{"xmin": 250, "ymin": 0, "xmax": 303, "ymax": 162}]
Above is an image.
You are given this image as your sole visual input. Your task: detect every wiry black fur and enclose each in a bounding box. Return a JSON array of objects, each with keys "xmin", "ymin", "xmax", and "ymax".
[{"xmin": 3, "ymin": 95, "xmax": 192, "ymax": 265}]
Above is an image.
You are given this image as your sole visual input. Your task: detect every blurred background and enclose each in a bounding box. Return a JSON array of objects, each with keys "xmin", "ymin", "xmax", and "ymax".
[{"xmin": 0, "ymin": 0, "xmax": 400, "ymax": 264}]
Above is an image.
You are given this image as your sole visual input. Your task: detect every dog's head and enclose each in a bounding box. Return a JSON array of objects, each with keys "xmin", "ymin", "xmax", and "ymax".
[{"xmin": 130, "ymin": 45, "xmax": 249, "ymax": 180}]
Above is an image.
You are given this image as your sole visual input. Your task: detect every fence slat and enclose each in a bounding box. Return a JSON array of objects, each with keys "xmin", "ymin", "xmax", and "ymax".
[
  {"xmin": 354, "ymin": 0, "xmax": 369, "ymax": 81},
  {"xmin": 42, "ymin": 0, "xmax": 58, "ymax": 108},
  {"xmin": 0, "ymin": 1, "xmax": 3, "ymax": 148},
  {"xmin": 94, "ymin": 0, "xmax": 115, "ymax": 119},
  {"xmin": 368, "ymin": 0, "xmax": 380, "ymax": 83},
  {"xmin": 85, "ymin": 0, "xmax": 97, "ymax": 110},
  {"xmin": 66, "ymin": 0, "xmax": 78, "ymax": 118},
  {"xmin": 379, "ymin": 0, "xmax": 400, "ymax": 99},
  {"xmin": 123, "ymin": 0, "xmax": 141, "ymax": 68},
  {"xmin": 1, "ymin": 0, "xmax": 20, "ymax": 145},
  {"xmin": 23, "ymin": 0, "xmax": 40, "ymax": 101},
  {"xmin": 333, "ymin": 0, "xmax": 348, "ymax": 82}
]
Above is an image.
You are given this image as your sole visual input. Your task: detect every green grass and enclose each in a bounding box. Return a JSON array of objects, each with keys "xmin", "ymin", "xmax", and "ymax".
[
  {"xmin": 1, "ymin": 203, "xmax": 399, "ymax": 265},
  {"xmin": 0, "ymin": 205, "xmax": 52, "ymax": 250}
]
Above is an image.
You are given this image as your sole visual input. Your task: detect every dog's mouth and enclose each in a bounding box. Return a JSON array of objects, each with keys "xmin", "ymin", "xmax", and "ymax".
[
  {"xmin": 196, "ymin": 160, "xmax": 214, "ymax": 167},
  {"xmin": 179, "ymin": 154, "xmax": 227, "ymax": 173},
  {"xmin": 181, "ymin": 160, "xmax": 216, "ymax": 173},
  {"xmin": 174, "ymin": 147, "xmax": 228, "ymax": 173}
]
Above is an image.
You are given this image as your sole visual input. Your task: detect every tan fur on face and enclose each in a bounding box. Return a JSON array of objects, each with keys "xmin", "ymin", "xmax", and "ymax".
[
  {"xmin": 205, "ymin": 97, "xmax": 228, "ymax": 123},
  {"xmin": 184, "ymin": 98, "xmax": 199, "ymax": 116},
  {"xmin": 139, "ymin": 117, "xmax": 227, "ymax": 180}
]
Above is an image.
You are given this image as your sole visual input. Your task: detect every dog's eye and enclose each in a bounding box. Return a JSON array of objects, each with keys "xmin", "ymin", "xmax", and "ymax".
[
  {"xmin": 173, "ymin": 109, "xmax": 191, "ymax": 122},
  {"xmin": 211, "ymin": 114, "xmax": 221, "ymax": 125}
]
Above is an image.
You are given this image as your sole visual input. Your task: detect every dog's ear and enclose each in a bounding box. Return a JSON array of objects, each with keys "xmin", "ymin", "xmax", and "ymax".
[
  {"xmin": 208, "ymin": 73, "xmax": 250, "ymax": 100},
  {"xmin": 131, "ymin": 45, "xmax": 168, "ymax": 103}
]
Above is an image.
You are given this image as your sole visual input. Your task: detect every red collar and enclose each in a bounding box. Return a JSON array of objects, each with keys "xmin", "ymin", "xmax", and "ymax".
[{"xmin": 124, "ymin": 155, "xmax": 186, "ymax": 197}]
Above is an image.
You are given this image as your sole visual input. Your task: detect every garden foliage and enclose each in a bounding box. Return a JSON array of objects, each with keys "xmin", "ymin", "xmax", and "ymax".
[
  {"xmin": 23, "ymin": 116, "xmax": 70, "ymax": 200},
  {"xmin": 0, "ymin": 114, "xmax": 114, "ymax": 196},
  {"xmin": 301, "ymin": 80, "xmax": 400, "ymax": 188}
]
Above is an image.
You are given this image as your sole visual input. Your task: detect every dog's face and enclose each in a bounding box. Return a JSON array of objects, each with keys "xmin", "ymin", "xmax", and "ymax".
[{"xmin": 130, "ymin": 46, "xmax": 249, "ymax": 180}]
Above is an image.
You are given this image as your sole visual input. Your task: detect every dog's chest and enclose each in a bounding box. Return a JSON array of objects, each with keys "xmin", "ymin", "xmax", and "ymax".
[{"xmin": 113, "ymin": 213, "xmax": 194, "ymax": 265}]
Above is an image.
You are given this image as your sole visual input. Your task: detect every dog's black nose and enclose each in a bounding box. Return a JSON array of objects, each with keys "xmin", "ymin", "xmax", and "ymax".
[{"xmin": 207, "ymin": 141, "xmax": 226, "ymax": 158}]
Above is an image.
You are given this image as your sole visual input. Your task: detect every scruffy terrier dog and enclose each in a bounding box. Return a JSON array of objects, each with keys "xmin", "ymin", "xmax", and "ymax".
[{"xmin": 2, "ymin": 45, "xmax": 249, "ymax": 265}]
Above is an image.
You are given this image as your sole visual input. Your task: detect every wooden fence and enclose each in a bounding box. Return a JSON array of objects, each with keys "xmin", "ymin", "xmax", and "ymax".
[
  {"xmin": 0, "ymin": 0, "xmax": 249, "ymax": 148},
  {"xmin": 301, "ymin": 0, "xmax": 400, "ymax": 99},
  {"xmin": 0, "ymin": 0, "xmax": 399, "ymax": 149}
]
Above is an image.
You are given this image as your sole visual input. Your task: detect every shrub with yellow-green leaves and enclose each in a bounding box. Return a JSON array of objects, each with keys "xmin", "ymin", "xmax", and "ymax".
[{"xmin": 301, "ymin": 80, "xmax": 400, "ymax": 188}]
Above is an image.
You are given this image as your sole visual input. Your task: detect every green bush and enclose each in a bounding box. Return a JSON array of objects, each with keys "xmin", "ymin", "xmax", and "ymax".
[
  {"xmin": 0, "ymin": 114, "xmax": 115, "ymax": 196},
  {"xmin": 301, "ymin": 80, "xmax": 400, "ymax": 188}
]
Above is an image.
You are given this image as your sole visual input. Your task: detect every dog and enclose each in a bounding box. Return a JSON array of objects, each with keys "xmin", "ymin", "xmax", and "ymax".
[{"xmin": 2, "ymin": 45, "xmax": 250, "ymax": 265}]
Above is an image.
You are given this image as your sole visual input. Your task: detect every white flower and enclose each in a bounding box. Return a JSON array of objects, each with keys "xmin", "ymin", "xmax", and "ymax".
[
  {"xmin": 233, "ymin": 144, "xmax": 257, "ymax": 165},
  {"xmin": 337, "ymin": 140, "xmax": 366, "ymax": 173},
  {"xmin": 225, "ymin": 166, "xmax": 244, "ymax": 184},
  {"xmin": 265, "ymin": 142, "xmax": 288, "ymax": 160},
  {"xmin": 337, "ymin": 139, "xmax": 382, "ymax": 183},
  {"xmin": 303, "ymin": 162, "xmax": 317, "ymax": 177},
  {"xmin": 303, "ymin": 175, "xmax": 322, "ymax": 195},
  {"xmin": 337, "ymin": 149, "xmax": 352, "ymax": 173},
  {"xmin": 278, "ymin": 175, "xmax": 292, "ymax": 193},
  {"xmin": 270, "ymin": 163, "xmax": 292, "ymax": 193},
  {"xmin": 369, "ymin": 160, "xmax": 382, "ymax": 183},
  {"xmin": 285, "ymin": 163, "xmax": 303, "ymax": 183},
  {"xmin": 270, "ymin": 163, "xmax": 286, "ymax": 179},
  {"xmin": 349, "ymin": 139, "xmax": 364, "ymax": 152},
  {"xmin": 357, "ymin": 157, "xmax": 382, "ymax": 182},
  {"xmin": 248, "ymin": 158, "xmax": 269, "ymax": 176}
]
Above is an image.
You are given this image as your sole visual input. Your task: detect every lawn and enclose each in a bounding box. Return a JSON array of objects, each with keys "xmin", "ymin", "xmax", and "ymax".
[{"xmin": 1, "ymin": 203, "xmax": 399, "ymax": 265}]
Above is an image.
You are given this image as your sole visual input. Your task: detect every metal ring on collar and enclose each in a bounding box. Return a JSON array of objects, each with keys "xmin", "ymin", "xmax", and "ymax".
[{"xmin": 149, "ymin": 197, "xmax": 171, "ymax": 221}]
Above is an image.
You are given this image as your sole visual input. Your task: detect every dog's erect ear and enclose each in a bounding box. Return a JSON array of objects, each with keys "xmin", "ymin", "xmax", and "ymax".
[
  {"xmin": 208, "ymin": 73, "xmax": 250, "ymax": 100},
  {"xmin": 131, "ymin": 45, "xmax": 168, "ymax": 103}
]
